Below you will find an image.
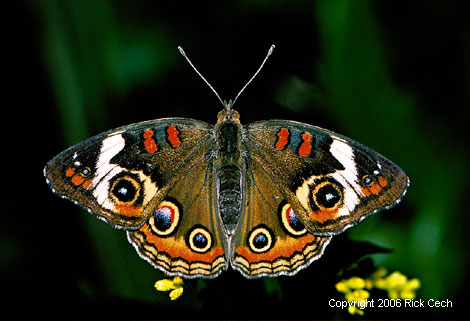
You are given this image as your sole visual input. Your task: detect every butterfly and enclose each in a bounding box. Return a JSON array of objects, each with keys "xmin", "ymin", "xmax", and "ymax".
[{"xmin": 44, "ymin": 45, "xmax": 409, "ymax": 279}]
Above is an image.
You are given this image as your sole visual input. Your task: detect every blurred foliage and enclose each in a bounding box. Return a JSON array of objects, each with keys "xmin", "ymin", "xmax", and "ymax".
[
  {"xmin": 5, "ymin": 0, "xmax": 468, "ymax": 319},
  {"xmin": 315, "ymin": 0, "xmax": 467, "ymax": 302}
]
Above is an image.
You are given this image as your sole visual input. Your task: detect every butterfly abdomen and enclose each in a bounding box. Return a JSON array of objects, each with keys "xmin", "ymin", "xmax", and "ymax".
[{"xmin": 217, "ymin": 165, "xmax": 242, "ymax": 235}]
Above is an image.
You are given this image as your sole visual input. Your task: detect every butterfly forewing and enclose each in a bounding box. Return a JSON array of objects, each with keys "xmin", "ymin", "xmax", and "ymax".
[
  {"xmin": 44, "ymin": 118, "xmax": 213, "ymax": 229},
  {"xmin": 244, "ymin": 120, "xmax": 409, "ymax": 235}
]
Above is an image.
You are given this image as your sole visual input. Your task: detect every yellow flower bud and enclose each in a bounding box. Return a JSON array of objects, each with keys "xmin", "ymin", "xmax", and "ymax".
[
  {"xmin": 335, "ymin": 281, "xmax": 348, "ymax": 293},
  {"xmin": 405, "ymin": 278, "xmax": 421, "ymax": 291},
  {"xmin": 155, "ymin": 277, "xmax": 185, "ymax": 300},
  {"xmin": 169, "ymin": 287, "xmax": 184, "ymax": 300},
  {"xmin": 345, "ymin": 289, "xmax": 369, "ymax": 302},
  {"xmin": 374, "ymin": 278, "xmax": 387, "ymax": 290},
  {"xmin": 400, "ymin": 290, "xmax": 416, "ymax": 300},
  {"xmin": 155, "ymin": 279, "xmax": 178, "ymax": 291},
  {"xmin": 386, "ymin": 271, "xmax": 407, "ymax": 288},
  {"xmin": 347, "ymin": 277, "xmax": 366, "ymax": 289}
]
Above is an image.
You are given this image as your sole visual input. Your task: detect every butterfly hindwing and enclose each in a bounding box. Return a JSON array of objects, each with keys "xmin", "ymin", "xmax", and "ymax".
[
  {"xmin": 245, "ymin": 120, "xmax": 409, "ymax": 235},
  {"xmin": 127, "ymin": 155, "xmax": 229, "ymax": 278},
  {"xmin": 231, "ymin": 152, "xmax": 332, "ymax": 278},
  {"xmin": 44, "ymin": 118, "xmax": 213, "ymax": 229}
]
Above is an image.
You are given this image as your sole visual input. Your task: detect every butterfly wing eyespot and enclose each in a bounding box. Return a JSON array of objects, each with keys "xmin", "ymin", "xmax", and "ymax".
[
  {"xmin": 95, "ymin": 170, "xmax": 161, "ymax": 220},
  {"xmin": 295, "ymin": 177, "xmax": 345, "ymax": 224},
  {"xmin": 187, "ymin": 226, "xmax": 213, "ymax": 253},
  {"xmin": 247, "ymin": 225, "xmax": 275, "ymax": 253},
  {"xmin": 311, "ymin": 180, "xmax": 343, "ymax": 211},
  {"xmin": 109, "ymin": 175, "xmax": 141, "ymax": 204},
  {"xmin": 148, "ymin": 200, "xmax": 181, "ymax": 237},
  {"xmin": 362, "ymin": 175, "xmax": 373, "ymax": 186},
  {"xmin": 279, "ymin": 202, "xmax": 307, "ymax": 236}
]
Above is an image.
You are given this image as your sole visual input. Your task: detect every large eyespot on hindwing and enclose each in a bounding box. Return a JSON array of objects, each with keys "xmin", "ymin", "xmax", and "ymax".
[
  {"xmin": 148, "ymin": 200, "xmax": 181, "ymax": 237},
  {"xmin": 186, "ymin": 225, "xmax": 213, "ymax": 253},
  {"xmin": 279, "ymin": 202, "xmax": 307, "ymax": 237},
  {"xmin": 310, "ymin": 179, "xmax": 344, "ymax": 211},
  {"xmin": 247, "ymin": 225, "xmax": 275, "ymax": 253}
]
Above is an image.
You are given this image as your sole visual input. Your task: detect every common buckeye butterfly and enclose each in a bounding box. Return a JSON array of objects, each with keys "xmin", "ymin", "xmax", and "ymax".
[{"xmin": 44, "ymin": 45, "xmax": 409, "ymax": 279}]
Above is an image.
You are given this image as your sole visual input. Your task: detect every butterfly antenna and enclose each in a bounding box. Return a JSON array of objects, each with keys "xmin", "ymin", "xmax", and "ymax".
[
  {"xmin": 178, "ymin": 46, "xmax": 225, "ymax": 108},
  {"xmin": 231, "ymin": 44, "xmax": 275, "ymax": 108},
  {"xmin": 178, "ymin": 44, "xmax": 275, "ymax": 110}
]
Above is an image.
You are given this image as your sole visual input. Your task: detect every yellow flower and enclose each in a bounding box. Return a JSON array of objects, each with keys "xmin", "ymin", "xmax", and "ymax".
[
  {"xmin": 396, "ymin": 277, "xmax": 420, "ymax": 300},
  {"xmin": 386, "ymin": 271, "xmax": 408, "ymax": 288},
  {"xmin": 345, "ymin": 289, "xmax": 370, "ymax": 314},
  {"xmin": 376, "ymin": 271, "xmax": 420, "ymax": 300},
  {"xmin": 345, "ymin": 289, "xmax": 370, "ymax": 302},
  {"xmin": 335, "ymin": 281, "xmax": 348, "ymax": 293},
  {"xmin": 169, "ymin": 287, "xmax": 184, "ymax": 300},
  {"xmin": 334, "ymin": 268, "xmax": 421, "ymax": 316},
  {"xmin": 337, "ymin": 277, "xmax": 370, "ymax": 315},
  {"xmin": 347, "ymin": 276, "xmax": 366, "ymax": 289},
  {"xmin": 155, "ymin": 276, "xmax": 184, "ymax": 300},
  {"xmin": 335, "ymin": 276, "xmax": 366, "ymax": 293}
]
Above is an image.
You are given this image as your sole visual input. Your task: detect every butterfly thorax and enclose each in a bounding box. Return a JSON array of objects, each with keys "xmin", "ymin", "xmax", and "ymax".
[{"xmin": 215, "ymin": 108, "xmax": 243, "ymax": 235}]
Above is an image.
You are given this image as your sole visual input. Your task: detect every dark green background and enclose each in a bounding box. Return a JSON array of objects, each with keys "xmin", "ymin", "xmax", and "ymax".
[{"xmin": 6, "ymin": 0, "xmax": 468, "ymax": 319}]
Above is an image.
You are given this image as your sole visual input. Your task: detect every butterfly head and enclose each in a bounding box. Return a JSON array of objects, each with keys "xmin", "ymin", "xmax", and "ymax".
[{"xmin": 217, "ymin": 103, "xmax": 240, "ymax": 124}]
